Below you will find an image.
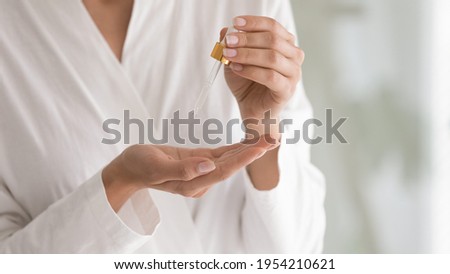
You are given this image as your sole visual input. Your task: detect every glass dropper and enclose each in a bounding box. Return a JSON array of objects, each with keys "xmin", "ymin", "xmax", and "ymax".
[{"xmin": 194, "ymin": 25, "xmax": 234, "ymax": 116}]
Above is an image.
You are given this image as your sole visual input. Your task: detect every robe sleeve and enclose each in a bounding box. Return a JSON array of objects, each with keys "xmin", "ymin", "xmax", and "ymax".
[
  {"xmin": 0, "ymin": 171, "xmax": 160, "ymax": 253},
  {"xmin": 241, "ymin": 0, "xmax": 326, "ymax": 253}
]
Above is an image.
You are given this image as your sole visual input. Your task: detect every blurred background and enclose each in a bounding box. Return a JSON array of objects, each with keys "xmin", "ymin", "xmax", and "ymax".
[{"xmin": 290, "ymin": 0, "xmax": 449, "ymax": 253}]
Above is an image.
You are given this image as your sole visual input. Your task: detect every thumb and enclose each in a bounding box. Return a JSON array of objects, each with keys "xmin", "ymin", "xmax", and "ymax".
[
  {"xmin": 220, "ymin": 27, "xmax": 228, "ymax": 41},
  {"xmin": 157, "ymin": 157, "xmax": 216, "ymax": 182}
]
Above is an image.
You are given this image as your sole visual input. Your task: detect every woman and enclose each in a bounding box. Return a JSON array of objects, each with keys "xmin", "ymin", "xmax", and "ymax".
[{"xmin": 0, "ymin": 0, "xmax": 325, "ymax": 253}]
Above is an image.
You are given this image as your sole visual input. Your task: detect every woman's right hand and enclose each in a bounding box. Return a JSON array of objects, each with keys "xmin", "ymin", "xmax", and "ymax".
[{"xmin": 102, "ymin": 137, "xmax": 275, "ymax": 212}]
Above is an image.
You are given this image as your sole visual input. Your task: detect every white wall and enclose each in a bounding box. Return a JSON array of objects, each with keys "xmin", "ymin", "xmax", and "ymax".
[
  {"xmin": 290, "ymin": 0, "xmax": 430, "ymax": 253},
  {"xmin": 429, "ymin": 0, "xmax": 450, "ymax": 254}
]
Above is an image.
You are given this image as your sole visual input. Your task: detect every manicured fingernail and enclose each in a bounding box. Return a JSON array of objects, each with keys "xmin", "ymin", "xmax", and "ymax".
[
  {"xmin": 234, "ymin": 17, "xmax": 247, "ymax": 27},
  {"xmin": 223, "ymin": 48, "xmax": 237, "ymax": 58},
  {"xmin": 198, "ymin": 161, "xmax": 216, "ymax": 174},
  {"xmin": 226, "ymin": 34, "xmax": 239, "ymax": 46},
  {"xmin": 230, "ymin": 63, "xmax": 243, "ymax": 72}
]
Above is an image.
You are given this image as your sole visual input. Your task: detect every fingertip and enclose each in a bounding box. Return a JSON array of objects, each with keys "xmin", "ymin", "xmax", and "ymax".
[
  {"xmin": 233, "ymin": 17, "xmax": 247, "ymax": 28},
  {"xmin": 192, "ymin": 188, "xmax": 210, "ymax": 198},
  {"xmin": 254, "ymin": 148, "xmax": 267, "ymax": 160},
  {"xmin": 230, "ymin": 63, "xmax": 243, "ymax": 72},
  {"xmin": 237, "ymin": 146, "xmax": 267, "ymax": 165},
  {"xmin": 241, "ymin": 134, "xmax": 261, "ymax": 145},
  {"xmin": 261, "ymin": 134, "xmax": 280, "ymax": 147},
  {"xmin": 220, "ymin": 27, "xmax": 228, "ymax": 41},
  {"xmin": 268, "ymin": 142, "xmax": 281, "ymax": 151},
  {"xmin": 197, "ymin": 160, "xmax": 216, "ymax": 174}
]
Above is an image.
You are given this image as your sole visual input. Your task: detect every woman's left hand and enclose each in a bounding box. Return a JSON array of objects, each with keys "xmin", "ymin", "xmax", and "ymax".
[{"xmin": 222, "ymin": 16, "xmax": 305, "ymax": 126}]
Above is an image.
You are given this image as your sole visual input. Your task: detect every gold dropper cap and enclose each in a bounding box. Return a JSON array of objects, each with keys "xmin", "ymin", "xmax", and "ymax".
[{"xmin": 210, "ymin": 42, "xmax": 231, "ymax": 65}]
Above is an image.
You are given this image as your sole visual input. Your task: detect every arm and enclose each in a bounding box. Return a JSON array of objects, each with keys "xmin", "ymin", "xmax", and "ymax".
[
  {"xmin": 241, "ymin": 87, "xmax": 326, "ymax": 253},
  {"xmin": 223, "ymin": 13, "xmax": 303, "ymax": 189},
  {"xmin": 0, "ymin": 172, "xmax": 155, "ymax": 253},
  {"xmin": 223, "ymin": 0, "xmax": 326, "ymax": 252},
  {"xmin": 0, "ymin": 140, "xmax": 270, "ymax": 253}
]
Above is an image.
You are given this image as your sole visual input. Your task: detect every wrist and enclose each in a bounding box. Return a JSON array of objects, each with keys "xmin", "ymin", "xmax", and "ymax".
[
  {"xmin": 102, "ymin": 154, "xmax": 143, "ymax": 212},
  {"xmin": 240, "ymin": 110, "xmax": 282, "ymax": 141},
  {"xmin": 238, "ymin": 102, "xmax": 282, "ymax": 120}
]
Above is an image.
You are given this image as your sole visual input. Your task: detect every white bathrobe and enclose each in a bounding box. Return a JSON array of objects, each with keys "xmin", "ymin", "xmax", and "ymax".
[{"xmin": 0, "ymin": 0, "xmax": 325, "ymax": 253}]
